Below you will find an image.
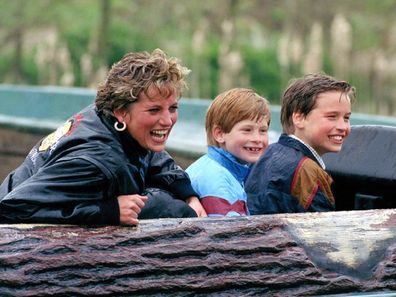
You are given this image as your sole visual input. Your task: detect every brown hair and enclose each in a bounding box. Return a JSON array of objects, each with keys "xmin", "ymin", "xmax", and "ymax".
[
  {"xmin": 205, "ymin": 88, "xmax": 271, "ymax": 147},
  {"xmin": 281, "ymin": 73, "xmax": 356, "ymax": 134},
  {"xmin": 95, "ymin": 48, "xmax": 190, "ymax": 116}
]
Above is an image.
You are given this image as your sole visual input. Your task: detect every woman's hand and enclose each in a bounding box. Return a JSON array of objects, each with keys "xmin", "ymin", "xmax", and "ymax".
[
  {"xmin": 117, "ymin": 194, "xmax": 148, "ymax": 225},
  {"xmin": 186, "ymin": 196, "xmax": 207, "ymax": 217}
]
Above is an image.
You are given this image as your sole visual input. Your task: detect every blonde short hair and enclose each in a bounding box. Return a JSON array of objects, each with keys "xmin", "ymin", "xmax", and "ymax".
[
  {"xmin": 205, "ymin": 88, "xmax": 271, "ymax": 147},
  {"xmin": 95, "ymin": 48, "xmax": 190, "ymax": 116}
]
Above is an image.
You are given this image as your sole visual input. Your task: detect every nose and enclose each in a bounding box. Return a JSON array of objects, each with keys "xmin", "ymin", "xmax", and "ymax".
[
  {"xmin": 159, "ymin": 110, "xmax": 175, "ymax": 126},
  {"xmin": 336, "ymin": 117, "xmax": 350, "ymax": 131},
  {"xmin": 251, "ymin": 130, "xmax": 263, "ymax": 143}
]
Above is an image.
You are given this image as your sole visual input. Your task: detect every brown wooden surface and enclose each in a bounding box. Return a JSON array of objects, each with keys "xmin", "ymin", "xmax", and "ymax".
[{"xmin": 0, "ymin": 209, "xmax": 396, "ymax": 296}]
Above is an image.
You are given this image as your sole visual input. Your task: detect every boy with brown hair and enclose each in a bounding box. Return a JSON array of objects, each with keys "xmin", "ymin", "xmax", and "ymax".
[
  {"xmin": 186, "ymin": 88, "xmax": 271, "ymax": 217},
  {"xmin": 246, "ymin": 73, "xmax": 356, "ymax": 214}
]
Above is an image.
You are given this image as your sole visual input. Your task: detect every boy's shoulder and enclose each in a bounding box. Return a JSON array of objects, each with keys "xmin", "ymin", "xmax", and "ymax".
[
  {"xmin": 187, "ymin": 153, "xmax": 245, "ymax": 200},
  {"xmin": 260, "ymin": 136, "xmax": 301, "ymax": 161},
  {"xmin": 265, "ymin": 135, "xmax": 314, "ymax": 161},
  {"xmin": 187, "ymin": 151, "xmax": 245, "ymax": 184},
  {"xmin": 251, "ymin": 135, "xmax": 316, "ymax": 182},
  {"xmin": 186, "ymin": 153, "xmax": 227, "ymax": 178}
]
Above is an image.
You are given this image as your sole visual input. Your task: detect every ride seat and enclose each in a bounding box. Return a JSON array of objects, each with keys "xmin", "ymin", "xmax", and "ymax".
[{"xmin": 323, "ymin": 125, "xmax": 396, "ymax": 211}]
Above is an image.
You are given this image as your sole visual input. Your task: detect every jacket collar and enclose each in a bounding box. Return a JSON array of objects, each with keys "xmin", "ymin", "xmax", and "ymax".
[
  {"xmin": 288, "ymin": 135, "xmax": 326, "ymax": 169},
  {"xmin": 207, "ymin": 146, "xmax": 251, "ymax": 183},
  {"xmin": 278, "ymin": 134, "xmax": 325, "ymax": 168}
]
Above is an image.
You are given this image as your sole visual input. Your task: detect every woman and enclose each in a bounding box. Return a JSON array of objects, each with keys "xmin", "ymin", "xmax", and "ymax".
[{"xmin": 0, "ymin": 49, "xmax": 206, "ymax": 225}]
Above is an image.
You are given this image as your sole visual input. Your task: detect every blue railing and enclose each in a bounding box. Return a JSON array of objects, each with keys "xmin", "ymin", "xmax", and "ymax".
[{"xmin": 2, "ymin": 84, "xmax": 396, "ymax": 157}]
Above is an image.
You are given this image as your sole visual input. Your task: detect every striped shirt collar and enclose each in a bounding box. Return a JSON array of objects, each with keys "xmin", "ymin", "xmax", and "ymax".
[{"xmin": 289, "ymin": 135, "xmax": 326, "ymax": 169}]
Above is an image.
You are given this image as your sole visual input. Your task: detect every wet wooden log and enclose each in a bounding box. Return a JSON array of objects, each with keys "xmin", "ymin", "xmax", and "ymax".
[{"xmin": 1, "ymin": 209, "xmax": 396, "ymax": 296}]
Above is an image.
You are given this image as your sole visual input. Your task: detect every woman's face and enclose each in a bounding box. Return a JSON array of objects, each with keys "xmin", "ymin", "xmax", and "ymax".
[{"xmin": 118, "ymin": 87, "xmax": 178, "ymax": 152}]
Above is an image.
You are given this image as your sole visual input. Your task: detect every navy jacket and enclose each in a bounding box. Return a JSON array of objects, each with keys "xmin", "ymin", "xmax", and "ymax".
[
  {"xmin": 246, "ymin": 134, "xmax": 335, "ymax": 215},
  {"xmin": 0, "ymin": 104, "xmax": 196, "ymax": 225}
]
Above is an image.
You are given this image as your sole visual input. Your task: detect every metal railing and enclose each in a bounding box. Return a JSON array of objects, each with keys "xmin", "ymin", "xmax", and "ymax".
[{"xmin": 2, "ymin": 84, "xmax": 396, "ymax": 158}]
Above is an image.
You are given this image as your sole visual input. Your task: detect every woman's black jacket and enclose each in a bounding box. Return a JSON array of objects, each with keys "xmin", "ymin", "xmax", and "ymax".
[{"xmin": 0, "ymin": 104, "xmax": 196, "ymax": 225}]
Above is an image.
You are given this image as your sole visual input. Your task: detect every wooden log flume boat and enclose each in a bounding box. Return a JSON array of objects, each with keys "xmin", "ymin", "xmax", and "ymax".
[
  {"xmin": 1, "ymin": 85, "xmax": 396, "ymax": 296},
  {"xmin": 0, "ymin": 209, "xmax": 396, "ymax": 296}
]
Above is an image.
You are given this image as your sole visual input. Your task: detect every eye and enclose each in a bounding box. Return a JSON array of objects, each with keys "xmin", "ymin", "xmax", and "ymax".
[
  {"xmin": 344, "ymin": 115, "xmax": 351, "ymax": 122},
  {"xmin": 169, "ymin": 105, "xmax": 178, "ymax": 113},
  {"xmin": 242, "ymin": 127, "xmax": 252, "ymax": 132},
  {"xmin": 260, "ymin": 128, "xmax": 268, "ymax": 134},
  {"xmin": 148, "ymin": 108, "xmax": 160, "ymax": 114}
]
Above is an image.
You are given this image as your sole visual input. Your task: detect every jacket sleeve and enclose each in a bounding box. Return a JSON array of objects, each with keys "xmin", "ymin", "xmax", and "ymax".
[
  {"xmin": 290, "ymin": 158, "xmax": 335, "ymax": 212},
  {"xmin": 0, "ymin": 157, "xmax": 120, "ymax": 225},
  {"xmin": 145, "ymin": 151, "xmax": 197, "ymax": 200},
  {"xmin": 246, "ymin": 157, "xmax": 335, "ymax": 215}
]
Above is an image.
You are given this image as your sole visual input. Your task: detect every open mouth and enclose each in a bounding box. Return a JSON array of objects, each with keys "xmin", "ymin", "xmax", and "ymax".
[
  {"xmin": 151, "ymin": 129, "xmax": 168, "ymax": 141},
  {"xmin": 245, "ymin": 147, "xmax": 262, "ymax": 153},
  {"xmin": 330, "ymin": 135, "xmax": 344, "ymax": 143}
]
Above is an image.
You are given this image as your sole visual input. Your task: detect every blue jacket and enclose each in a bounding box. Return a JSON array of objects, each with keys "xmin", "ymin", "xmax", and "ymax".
[
  {"xmin": 0, "ymin": 104, "xmax": 196, "ymax": 225},
  {"xmin": 186, "ymin": 146, "xmax": 250, "ymax": 217},
  {"xmin": 245, "ymin": 134, "xmax": 335, "ymax": 215}
]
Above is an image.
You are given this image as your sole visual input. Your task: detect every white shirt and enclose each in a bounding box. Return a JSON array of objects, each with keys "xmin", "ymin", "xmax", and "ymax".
[{"xmin": 289, "ymin": 134, "xmax": 326, "ymax": 170}]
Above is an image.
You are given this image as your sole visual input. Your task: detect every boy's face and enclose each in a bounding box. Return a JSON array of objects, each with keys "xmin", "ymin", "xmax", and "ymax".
[
  {"xmin": 293, "ymin": 90, "xmax": 351, "ymax": 156},
  {"xmin": 216, "ymin": 118, "xmax": 269, "ymax": 164}
]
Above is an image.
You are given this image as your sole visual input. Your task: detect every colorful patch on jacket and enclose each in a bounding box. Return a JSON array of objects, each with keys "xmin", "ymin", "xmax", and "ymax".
[
  {"xmin": 290, "ymin": 157, "xmax": 334, "ymax": 209},
  {"xmin": 38, "ymin": 113, "xmax": 83, "ymax": 152},
  {"xmin": 201, "ymin": 196, "xmax": 247, "ymax": 216}
]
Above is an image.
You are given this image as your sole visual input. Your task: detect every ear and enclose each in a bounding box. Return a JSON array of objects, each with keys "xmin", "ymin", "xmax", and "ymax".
[
  {"xmin": 113, "ymin": 108, "xmax": 127, "ymax": 123},
  {"xmin": 212, "ymin": 125, "xmax": 225, "ymax": 144},
  {"xmin": 292, "ymin": 112, "xmax": 305, "ymax": 129}
]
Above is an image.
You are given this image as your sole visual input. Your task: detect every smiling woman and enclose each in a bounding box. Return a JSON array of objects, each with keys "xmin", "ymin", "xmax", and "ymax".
[
  {"xmin": 113, "ymin": 86, "xmax": 179, "ymax": 152},
  {"xmin": 0, "ymin": 49, "xmax": 207, "ymax": 226}
]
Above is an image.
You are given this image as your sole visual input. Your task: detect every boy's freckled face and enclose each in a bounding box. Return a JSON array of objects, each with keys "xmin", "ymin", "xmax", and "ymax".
[
  {"xmin": 220, "ymin": 118, "xmax": 269, "ymax": 164},
  {"xmin": 293, "ymin": 90, "xmax": 351, "ymax": 156}
]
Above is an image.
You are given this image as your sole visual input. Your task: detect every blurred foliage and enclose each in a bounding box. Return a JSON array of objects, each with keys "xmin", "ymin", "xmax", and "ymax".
[
  {"xmin": 0, "ymin": 0, "xmax": 396, "ymax": 115},
  {"xmin": 243, "ymin": 46, "xmax": 282, "ymax": 101}
]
